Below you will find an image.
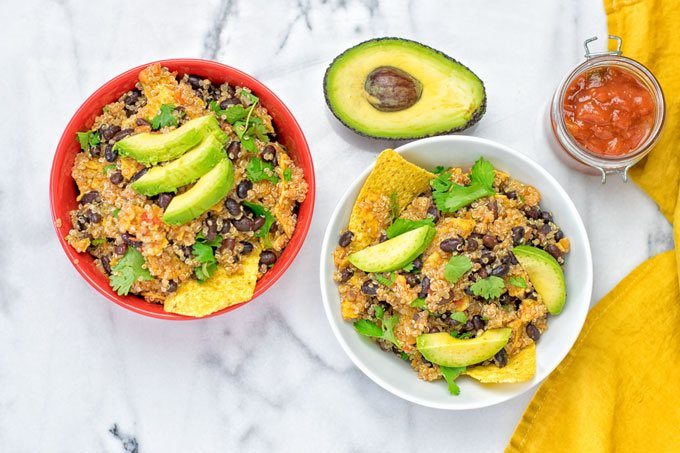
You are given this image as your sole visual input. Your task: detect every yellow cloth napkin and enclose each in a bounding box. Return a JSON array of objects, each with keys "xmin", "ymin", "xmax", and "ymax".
[{"xmin": 507, "ymin": 1, "xmax": 680, "ymax": 451}]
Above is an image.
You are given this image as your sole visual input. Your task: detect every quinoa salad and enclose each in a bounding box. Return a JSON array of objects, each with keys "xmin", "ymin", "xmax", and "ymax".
[
  {"xmin": 65, "ymin": 64, "xmax": 308, "ymax": 315},
  {"xmin": 333, "ymin": 151, "xmax": 569, "ymax": 394}
]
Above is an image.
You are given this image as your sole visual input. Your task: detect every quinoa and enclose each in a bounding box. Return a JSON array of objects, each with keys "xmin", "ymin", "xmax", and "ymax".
[
  {"xmin": 66, "ymin": 64, "xmax": 308, "ymax": 304},
  {"xmin": 334, "ymin": 166, "xmax": 569, "ymax": 384}
]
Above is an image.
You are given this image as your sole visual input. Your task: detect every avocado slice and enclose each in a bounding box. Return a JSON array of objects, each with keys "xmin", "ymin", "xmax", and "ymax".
[
  {"xmin": 130, "ymin": 135, "xmax": 224, "ymax": 196},
  {"xmin": 416, "ymin": 328, "xmax": 512, "ymax": 367},
  {"xmin": 513, "ymin": 245, "xmax": 567, "ymax": 315},
  {"xmin": 162, "ymin": 159, "xmax": 234, "ymax": 225},
  {"xmin": 323, "ymin": 38, "xmax": 486, "ymax": 139},
  {"xmin": 114, "ymin": 115, "xmax": 227, "ymax": 165},
  {"xmin": 348, "ymin": 225, "xmax": 435, "ymax": 273}
]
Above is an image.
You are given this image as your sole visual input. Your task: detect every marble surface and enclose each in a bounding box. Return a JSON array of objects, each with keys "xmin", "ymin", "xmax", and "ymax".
[{"xmin": 0, "ymin": 0, "xmax": 672, "ymax": 451}]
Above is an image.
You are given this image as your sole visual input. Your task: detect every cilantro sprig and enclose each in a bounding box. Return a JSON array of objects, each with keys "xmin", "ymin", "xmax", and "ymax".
[
  {"xmin": 246, "ymin": 157, "xmax": 279, "ymax": 184},
  {"xmin": 470, "ymin": 276, "xmax": 505, "ymax": 300},
  {"xmin": 508, "ymin": 276, "xmax": 527, "ymax": 288},
  {"xmin": 109, "ymin": 247, "xmax": 153, "ymax": 295},
  {"xmin": 151, "ymin": 104, "xmax": 178, "ymax": 130},
  {"xmin": 444, "ymin": 255, "xmax": 472, "ymax": 284},
  {"xmin": 353, "ymin": 308, "xmax": 401, "ymax": 349},
  {"xmin": 386, "ymin": 218, "xmax": 435, "ymax": 239},
  {"xmin": 431, "ymin": 157, "xmax": 496, "ymax": 213},
  {"xmin": 410, "ymin": 297, "xmax": 426, "ymax": 309},
  {"xmin": 76, "ymin": 130, "xmax": 100, "ymax": 151},
  {"xmin": 374, "ymin": 272, "xmax": 396, "ymax": 287},
  {"xmin": 192, "ymin": 234, "xmax": 222, "ymax": 282},
  {"xmin": 440, "ymin": 366, "xmax": 466, "ymax": 396},
  {"xmin": 242, "ymin": 201, "xmax": 275, "ymax": 247},
  {"xmin": 283, "ymin": 167, "xmax": 292, "ymax": 182}
]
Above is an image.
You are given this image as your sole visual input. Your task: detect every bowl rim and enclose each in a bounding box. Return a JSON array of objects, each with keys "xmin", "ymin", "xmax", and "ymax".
[
  {"xmin": 319, "ymin": 135, "xmax": 592, "ymax": 409},
  {"xmin": 50, "ymin": 58, "xmax": 316, "ymax": 320}
]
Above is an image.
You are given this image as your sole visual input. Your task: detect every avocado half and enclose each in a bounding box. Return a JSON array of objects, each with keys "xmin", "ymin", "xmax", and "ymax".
[{"xmin": 323, "ymin": 37, "xmax": 487, "ymax": 140}]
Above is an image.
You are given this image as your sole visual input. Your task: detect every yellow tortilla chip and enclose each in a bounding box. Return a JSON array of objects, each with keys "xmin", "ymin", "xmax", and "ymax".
[
  {"xmin": 164, "ymin": 250, "xmax": 261, "ymax": 317},
  {"xmin": 348, "ymin": 149, "xmax": 434, "ymax": 250},
  {"xmin": 465, "ymin": 343, "xmax": 536, "ymax": 383}
]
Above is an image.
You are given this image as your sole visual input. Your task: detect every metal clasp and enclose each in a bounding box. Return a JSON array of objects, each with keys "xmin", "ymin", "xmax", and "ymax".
[
  {"xmin": 596, "ymin": 164, "xmax": 631, "ymax": 184},
  {"xmin": 584, "ymin": 35, "xmax": 623, "ymax": 59}
]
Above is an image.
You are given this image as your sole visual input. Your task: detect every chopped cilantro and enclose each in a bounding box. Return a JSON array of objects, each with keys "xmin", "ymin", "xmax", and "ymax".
[
  {"xmin": 508, "ymin": 276, "xmax": 527, "ymax": 288},
  {"xmin": 246, "ymin": 157, "xmax": 279, "ymax": 184},
  {"xmin": 242, "ymin": 201, "xmax": 275, "ymax": 247},
  {"xmin": 102, "ymin": 164, "xmax": 117, "ymax": 174},
  {"xmin": 353, "ymin": 314, "xmax": 401, "ymax": 348},
  {"xmin": 401, "ymin": 352, "xmax": 410, "ymax": 361},
  {"xmin": 386, "ymin": 218, "xmax": 435, "ymax": 239},
  {"xmin": 470, "ymin": 276, "xmax": 505, "ymax": 300},
  {"xmin": 444, "ymin": 255, "xmax": 473, "ymax": 284},
  {"xmin": 76, "ymin": 130, "xmax": 100, "ymax": 151},
  {"xmin": 431, "ymin": 157, "xmax": 496, "ymax": 213},
  {"xmin": 239, "ymin": 90, "xmax": 259, "ymax": 105},
  {"xmin": 402, "ymin": 261, "xmax": 416, "ymax": 272},
  {"xmin": 192, "ymin": 234, "xmax": 223, "ymax": 282},
  {"xmin": 109, "ymin": 247, "xmax": 153, "ymax": 295},
  {"xmin": 283, "ymin": 167, "xmax": 292, "ymax": 182},
  {"xmin": 452, "ymin": 331, "xmax": 474, "ymax": 339},
  {"xmin": 449, "ymin": 311, "xmax": 468, "ymax": 324},
  {"xmin": 90, "ymin": 238, "xmax": 106, "ymax": 246},
  {"xmin": 433, "ymin": 165, "xmax": 447, "ymax": 174},
  {"xmin": 374, "ymin": 272, "xmax": 396, "ymax": 287},
  {"xmin": 209, "ymin": 101, "xmax": 249, "ymax": 124},
  {"xmin": 112, "ymin": 208, "xmax": 120, "ymax": 218},
  {"xmin": 151, "ymin": 104, "xmax": 177, "ymax": 130},
  {"xmin": 410, "ymin": 298, "xmax": 426, "ymax": 309},
  {"xmin": 373, "ymin": 304, "xmax": 385, "ymax": 319},
  {"xmin": 440, "ymin": 366, "xmax": 466, "ymax": 396}
]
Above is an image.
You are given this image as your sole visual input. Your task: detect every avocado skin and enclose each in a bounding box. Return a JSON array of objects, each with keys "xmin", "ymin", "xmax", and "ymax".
[{"xmin": 323, "ymin": 37, "xmax": 487, "ymax": 140}]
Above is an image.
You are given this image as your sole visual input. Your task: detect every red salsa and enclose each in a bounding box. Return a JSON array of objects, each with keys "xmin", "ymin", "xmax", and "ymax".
[{"xmin": 563, "ymin": 67, "xmax": 655, "ymax": 156}]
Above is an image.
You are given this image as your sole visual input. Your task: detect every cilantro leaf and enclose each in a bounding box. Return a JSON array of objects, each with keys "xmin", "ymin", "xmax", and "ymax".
[
  {"xmin": 191, "ymin": 234, "xmax": 223, "ymax": 282},
  {"xmin": 283, "ymin": 167, "xmax": 292, "ymax": 182},
  {"xmin": 470, "ymin": 276, "xmax": 505, "ymax": 300},
  {"xmin": 109, "ymin": 247, "xmax": 153, "ymax": 295},
  {"xmin": 76, "ymin": 130, "xmax": 100, "ymax": 151},
  {"xmin": 449, "ymin": 311, "xmax": 468, "ymax": 323},
  {"xmin": 402, "ymin": 262, "xmax": 415, "ymax": 272},
  {"xmin": 112, "ymin": 208, "xmax": 120, "ymax": 218},
  {"xmin": 209, "ymin": 101, "xmax": 249, "ymax": 124},
  {"xmin": 102, "ymin": 164, "xmax": 117, "ymax": 174},
  {"xmin": 508, "ymin": 276, "xmax": 527, "ymax": 288},
  {"xmin": 401, "ymin": 352, "xmax": 410, "ymax": 361},
  {"xmin": 381, "ymin": 315, "xmax": 401, "ymax": 348},
  {"xmin": 431, "ymin": 157, "xmax": 496, "ymax": 213},
  {"xmin": 444, "ymin": 255, "xmax": 473, "ymax": 284},
  {"xmin": 374, "ymin": 272, "xmax": 396, "ymax": 287},
  {"xmin": 246, "ymin": 158, "xmax": 279, "ymax": 184},
  {"xmin": 373, "ymin": 304, "xmax": 385, "ymax": 319},
  {"xmin": 389, "ymin": 192, "xmax": 400, "ymax": 221},
  {"xmin": 151, "ymin": 104, "xmax": 177, "ymax": 130},
  {"xmin": 353, "ymin": 314, "xmax": 401, "ymax": 348},
  {"xmin": 242, "ymin": 201, "xmax": 275, "ymax": 247},
  {"xmin": 440, "ymin": 366, "xmax": 466, "ymax": 396},
  {"xmin": 386, "ymin": 218, "xmax": 435, "ymax": 239},
  {"xmin": 410, "ymin": 298, "xmax": 426, "ymax": 309},
  {"xmin": 239, "ymin": 90, "xmax": 259, "ymax": 105},
  {"xmin": 433, "ymin": 165, "xmax": 447, "ymax": 174},
  {"xmin": 90, "ymin": 238, "xmax": 106, "ymax": 246}
]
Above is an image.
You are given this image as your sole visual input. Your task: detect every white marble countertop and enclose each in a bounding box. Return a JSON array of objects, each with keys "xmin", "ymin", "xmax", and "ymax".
[{"xmin": 1, "ymin": 0, "xmax": 672, "ymax": 451}]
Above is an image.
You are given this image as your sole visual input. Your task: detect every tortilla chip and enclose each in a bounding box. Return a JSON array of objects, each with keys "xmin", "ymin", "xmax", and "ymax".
[
  {"xmin": 465, "ymin": 343, "xmax": 536, "ymax": 383},
  {"xmin": 348, "ymin": 149, "xmax": 434, "ymax": 250},
  {"xmin": 164, "ymin": 250, "xmax": 261, "ymax": 317}
]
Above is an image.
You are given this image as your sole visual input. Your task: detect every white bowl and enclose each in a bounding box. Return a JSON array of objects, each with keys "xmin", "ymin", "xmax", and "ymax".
[{"xmin": 319, "ymin": 135, "xmax": 592, "ymax": 410}]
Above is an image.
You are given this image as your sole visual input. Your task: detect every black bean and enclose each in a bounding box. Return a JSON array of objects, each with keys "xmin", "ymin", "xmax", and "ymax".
[
  {"xmin": 219, "ymin": 238, "xmax": 236, "ymax": 254},
  {"xmin": 339, "ymin": 268, "xmax": 353, "ymax": 283},
  {"xmin": 224, "ymin": 198, "xmax": 242, "ymax": 217},
  {"xmin": 111, "ymin": 128, "xmax": 133, "ymax": 143},
  {"xmin": 121, "ymin": 233, "xmax": 142, "ymax": 247},
  {"xmin": 153, "ymin": 193, "xmax": 172, "ymax": 210},
  {"xmin": 187, "ymin": 75, "xmax": 202, "ymax": 89},
  {"xmin": 131, "ymin": 168, "xmax": 148, "ymax": 182},
  {"xmin": 232, "ymin": 217, "xmax": 256, "ymax": 232},
  {"xmin": 480, "ymin": 251, "xmax": 496, "ymax": 265},
  {"xmin": 226, "ymin": 141, "xmax": 240, "ymax": 159},
  {"xmin": 555, "ymin": 229, "xmax": 564, "ymax": 241},
  {"xmin": 338, "ymin": 231, "xmax": 354, "ymax": 247},
  {"xmin": 412, "ymin": 257, "xmax": 423, "ymax": 270},
  {"xmin": 259, "ymin": 250, "xmax": 277, "ymax": 266},
  {"xmin": 99, "ymin": 124, "xmax": 121, "ymax": 141},
  {"xmin": 524, "ymin": 206, "xmax": 540, "ymax": 220},
  {"xmin": 512, "ymin": 226, "xmax": 525, "ymax": 246},
  {"xmin": 491, "ymin": 264, "xmax": 509, "ymax": 277},
  {"xmin": 114, "ymin": 243, "xmax": 128, "ymax": 256},
  {"xmin": 87, "ymin": 210, "xmax": 102, "ymax": 224},
  {"xmin": 466, "ymin": 238, "xmax": 479, "ymax": 252},
  {"xmin": 501, "ymin": 252, "xmax": 518, "ymax": 265},
  {"xmin": 462, "ymin": 320, "xmax": 475, "ymax": 332},
  {"xmin": 482, "ymin": 234, "xmax": 497, "ymax": 249},
  {"xmin": 478, "ymin": 267, "xmax": 489, "ymax": 278},
  {"xmin": 418, "ymin": 276, "xmax": 430, "ymax": 299},
  {"xmin": 539, "ymin": 223, "xmax": 552, "ymax": 235},
  {"xmin": 181, "ymin": 245, "xmax": 193, "ymax": 259},
  {"xmin": 546, "ymin": 244, "xmax": 562, "ymax": 259},
  {"xmin": 361, "ymin": 280, "xmax": 379, "ymax": 295},
  {"xmin": 541, "ymin": 211, "xmax": 553, "ymax": 222},
  {"xmin": 404, "ymin": 273, "xmax": 419, "ymax": 287},
  {"xmin": 136, "ymin": 117, "xmax": 150, "ymax": 127},
  {"xmin": 166, "ymin": 280, "xmax": 178, "ymax": 293},
  {"xmin": 241, "ymin": 241, "xmax": 254, "ymax": 254},
  {"xmin": 472, "ymin": 315, "xmax": 486, "ymax": 331},
  {"xmin": 80, "ymin": 191, "xmax": 100, "ymax": 205},
  {"xmin": 440, "ymin": 237, "xmax": 464, "ymax": 253},
  {"xmin": 123, "ymin": 91, "xmax": 140, "ymax": 105},
  {"xmin": 236, "ymin": 180, "xmax": 253, "ymax": 199},
  {"xmin": 104, "ymin": 144, "xmax": 118, "ymax": 162},
  {"xmin": 109, "ymin": 171, "xmax": 123, "ymax": 185},
  {"xmin": 219, "ymin": 98, "xmax": 241, "ymax": 109},
  {"xmin": 427, "ymin": 203, "xmax": 440, "ymax": 222},
  {"xmin": 205, "ymin": 220, "xmax": 218, "ymax": 242},
  {"xmin": 379, "ymin": 233, "xmax": 388, "ymax": 243},
  {"xmin": 488, "ymin": 199, "xmax": 499, "ymax": 219},
  {"xmin": 526, "ymin": 323, "xmax": 541, "ymax": 341},
  {"xmin": 494, "ymin": 349, "xmax": 508, "ymax": 368},
  {"xmin": 499, "ymin": 293, "xmax": 511, "ymax": 305},
  {"xmin": 251, "ymin": 216, "xmax": 266, "ymax": 230},
  {"xmin": 101, "ymin": 256, "xmax": 112, "ymax": 274},
  {"xmin": 506, "ymin": 191, "xmax": 518, "ymax": 200},
  {"xmin": 525, "ymin": 290, "xmax": 538, "ymax": 300},
  {"xmin": 262, "ymin": 145, "xmax": 277, "ymax": 166}
]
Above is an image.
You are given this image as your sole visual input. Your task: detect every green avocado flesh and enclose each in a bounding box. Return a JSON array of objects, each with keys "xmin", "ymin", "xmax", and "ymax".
[
  {"xmin": 348, "ymin": 225, "xmax": 435, "ymax": 273},
  {"xmin": 513, "ymin": 245, "xmax": 567, "ymax": 315},
  {"xmin": 416, "ymin": 328, "xmax": 512, "ymax": 367},
  {"xmin": 114, "ymin": 115, "xmax": 227, "ymax": 165},
  {"xmin": 130, "ymin": 135, "xmax": 224, "ymax": 196},
  {"xmin": 162, "ymin": 159, "xmax": 234, "ymax": 225},
  {"xmin": 323, "ymin": 37, "xmax": 486, "ymax": 139}
]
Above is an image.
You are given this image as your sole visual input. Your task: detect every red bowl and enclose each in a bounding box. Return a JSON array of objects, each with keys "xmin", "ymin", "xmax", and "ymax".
[{"xmin": 50, "ymin": 59, "xmax": 316, "ymax": 320}]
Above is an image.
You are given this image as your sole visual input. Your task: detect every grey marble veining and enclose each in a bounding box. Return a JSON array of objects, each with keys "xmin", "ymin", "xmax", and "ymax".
[{"xmin": 0, "ymin": 0, "xmax": 672, "ymax": 451}]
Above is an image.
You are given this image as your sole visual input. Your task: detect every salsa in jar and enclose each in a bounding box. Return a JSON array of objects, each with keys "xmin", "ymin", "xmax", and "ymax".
[{"xmin": 563, "ymin": 66, "xmax": 655, "ymax": 157}]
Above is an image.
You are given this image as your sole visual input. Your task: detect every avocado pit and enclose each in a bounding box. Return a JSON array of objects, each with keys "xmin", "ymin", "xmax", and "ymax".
[{"xmin": 364, "ymin": 66, "xmax": 423, "ymax": 112}]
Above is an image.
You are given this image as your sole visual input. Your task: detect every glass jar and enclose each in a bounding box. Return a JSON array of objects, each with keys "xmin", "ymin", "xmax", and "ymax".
[{"xmin": 548, "ymin": 35, "xmax": 665, "ymax": 183}]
